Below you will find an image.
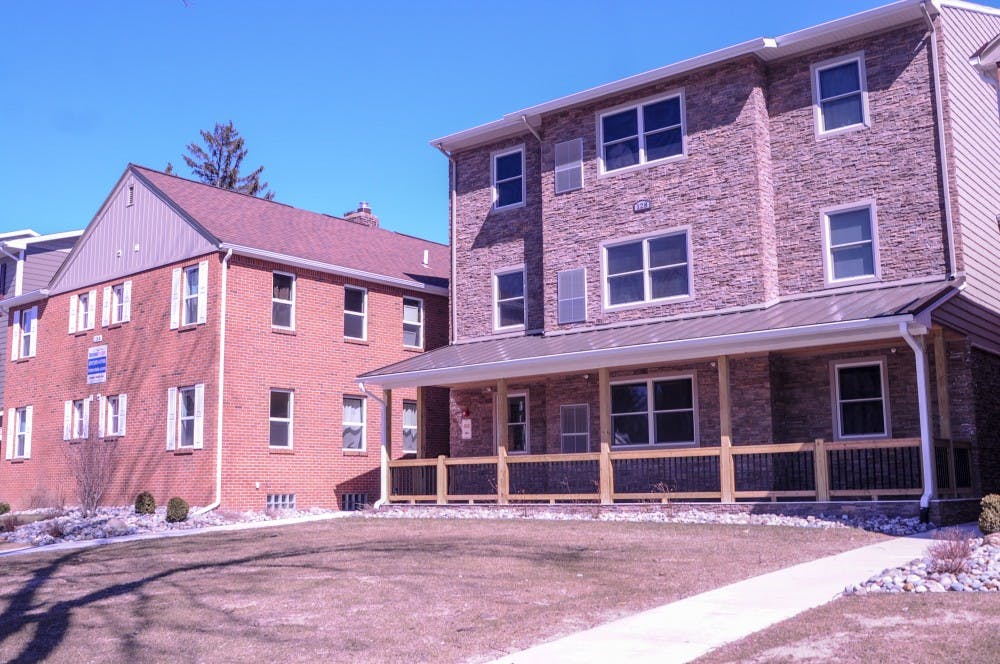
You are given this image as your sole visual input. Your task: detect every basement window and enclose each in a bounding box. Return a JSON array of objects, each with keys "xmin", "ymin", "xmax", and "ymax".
[{"xmin": 266, "ymin": 493, "xmax": 296, "ymax": 510}]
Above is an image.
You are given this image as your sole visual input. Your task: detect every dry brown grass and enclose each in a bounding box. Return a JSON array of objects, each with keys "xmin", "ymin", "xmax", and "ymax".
[
  {"xmin": 0, "ymin": 517, "xmax": 885, "ymax": 663},
  {"xmin": 697, "ymin": 594, "xmax": 1000, "ymax": 664}
]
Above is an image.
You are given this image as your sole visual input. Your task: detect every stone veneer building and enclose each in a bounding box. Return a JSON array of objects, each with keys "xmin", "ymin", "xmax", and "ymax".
[
  {"xmin": 363, "ymin": 0, "xmax": 1000, "ymax": 518},
  {"xmin": 2, "ymin": 165, "xmax": 449, "ymax": 511}
]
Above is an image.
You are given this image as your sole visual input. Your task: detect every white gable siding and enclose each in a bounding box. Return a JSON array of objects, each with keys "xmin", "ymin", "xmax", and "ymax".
[{"xmin": 49, "ymin": 173, "xmax": 216, "ymax": 295}]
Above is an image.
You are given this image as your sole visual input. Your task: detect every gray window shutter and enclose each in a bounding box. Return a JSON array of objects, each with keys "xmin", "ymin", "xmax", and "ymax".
[
  {"xmin": 557, "ymin": 268, "xmax": 587, "ymax": 324},
  {"xmin": 554, "ymin": 138, "xmax": 584, "ymax": 194}
]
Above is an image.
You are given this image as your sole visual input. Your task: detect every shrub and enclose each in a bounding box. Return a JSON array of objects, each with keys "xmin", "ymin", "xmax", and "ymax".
[
  {"xmin": 0, "ymin": 502, "xmax": 10, "ymax": 515},
  {"xmin": 46, "ymin": 520, "xmax": 66, "ymax": 539},
  {"xmin": 166, "ymin": 497, "xmax": 189, "ymax": 523},
  {"xmin": 0, "ymin": 513, "xmax": 21, "ymax": 533},
  {"xmin": 927, "ymin": 527, "xmax": 973, "ymax": 574},
  {"xmin": 979, "ymin": 494, "xmax": 1000, "ymax": 535},
  {"xmin": 134, "ymin": 491, "xmax": 156, "ymax": 515}
]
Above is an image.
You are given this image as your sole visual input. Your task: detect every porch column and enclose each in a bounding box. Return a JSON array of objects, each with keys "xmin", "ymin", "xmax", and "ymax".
[
  {"xmin": 496, "ymin": 378, "xmax": 510, "ymax": 505},
  {"xmin": 598, "ymin": 368, "xmax": 613, "ymax": 504},
  {"xmin": 381, "ymin": 388, "xmax": 393, "ymax": 505},
  {"xmin": 416, "ymin": 386, "xmax": 425, "ymax": 458},
  {"xmin": 717, "ymin": 356, "xmax": 735, "ymax": 503}
]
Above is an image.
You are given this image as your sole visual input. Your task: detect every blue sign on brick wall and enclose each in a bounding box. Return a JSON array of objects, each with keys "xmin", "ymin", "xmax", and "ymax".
[{"xmin": 87, "ymin": 345, "xmax": 107, "ymax": 384}]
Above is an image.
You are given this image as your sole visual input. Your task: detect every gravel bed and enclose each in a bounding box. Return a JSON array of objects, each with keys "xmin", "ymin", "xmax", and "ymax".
[
  {"xmin": 0, "ymin": 505, "xmax": 338, "ymax": 547},
  {"xmin": 846, "ymin": 533, "xmax": 1000, "ymax": 594},
  {"xmin": 368, "ymin": 505, "xmax": 934, "ymax": 536}
]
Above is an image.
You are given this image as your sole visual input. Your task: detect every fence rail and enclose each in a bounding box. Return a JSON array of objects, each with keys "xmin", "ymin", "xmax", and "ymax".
[{"xmin": 388, "ymin": 437, "xmax": 931, "ymax": 505}]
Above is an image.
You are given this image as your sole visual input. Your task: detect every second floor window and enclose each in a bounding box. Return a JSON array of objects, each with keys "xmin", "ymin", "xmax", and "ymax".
[
  {"xmin": 494, "ymin": 268, "xmax": 525, "ymax": 331},
  {"xmin": 170, "ymin": 262, "xmax": 207, "ymax": 329},
  {"xmin": 824, "ymin": 205, "xmax": 877, "ymax": 283},
  {"xmin": 601, "ymin": 94, "xmax": 684, "ymax": 173},
  {"xmin": 183, "ymin": 266, "xmax": 199, "ymax": 325},
  {"xmin": 104, "ymin": 282, "xmax": 132, "ymax": 325},
  {"xmin": 492, "ymin": 147, "xmax": 524, "ymax": 209},
  {"xmin": 814, "ymin": 54, "xmax": 867, "ymax": 134},
  {"xmin": 344, "ymin": 286, "xmax": 367, "ymax": 340},
  {"xmin": 13, "ymin": 306, "xmax": 37, "ymax": 360},
  {"xmin": 604, "ymin": 231, "xmax": 690, "ymax": 307},
  {"xmin": 70, "ymin": 290, "xmax": 97, "ymax": 333},
  {"xmin": 403, "ymin": 297, "xmax": 423, "ymax": 348},
  {"xmin": 272, "ymin": 272, "xmax": 295, "ymax": 329}
]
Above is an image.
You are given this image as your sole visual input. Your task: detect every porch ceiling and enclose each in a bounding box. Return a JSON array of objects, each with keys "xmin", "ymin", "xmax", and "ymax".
[{"xmin": 361, "ymin": 280, "xmax": 958, "ymax": 388}]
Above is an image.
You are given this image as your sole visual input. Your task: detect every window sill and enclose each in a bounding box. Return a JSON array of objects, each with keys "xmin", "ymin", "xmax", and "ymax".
[
  {"xmin": 177, "ymin": 323, "xmax": 201, "ymax": 333},
  {"xmin": 73, "ymin": 330, "xmax": 93, "ymax": 338},
  {"xmin": 344, "ymin": 338, "xmax": 369, "ymax": 346},
  {"xmin": 493, "ymin": 325, "xmax": 525, "ymax": 335},
  {"xmin": 106, "ymin": 322, "xmax": 124, "ymax": 330},
  {"xmin": 816, "ymin": 121, "xmax": 870, "ymax": 141},
  {"xmin": 824, "ymin": 275, "xmax": 880, "ymax": 289},
  {"xmin": 403, "ymin": 346, "xmax": 424, "ymax": 353},
  {"xmin": 9, "ymin": 458, "xmax": 28, "ymax": 464},
  {"xmin": 173, "ymin": 448, "xmax": 195, "ymax": 456},
  {"xmin": 492, "ymin": 201, "xmax": 526, "ymax": 213},
  {"xmin": 271, "ymin": 327, "xmax": 297, "ymax": 336},
  {"xmin": 342, "ymin": 449, "xmax": 368, "ymax": 456},
  {"xmin": 269, "ymin": 447, "xmax": 294, "ymax": 454},
  {"xmin": 598, "ymin": 152, "xmax": 686, "ymax": 179},
  {"xmin": 13, "ymin": 357, "xmax": 32, "ymax": 364}
]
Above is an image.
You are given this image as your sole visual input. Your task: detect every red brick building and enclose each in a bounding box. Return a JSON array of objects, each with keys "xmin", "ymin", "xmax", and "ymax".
[
  {"xmin": 363, "ymin": 0, "xmax": 1000, "ymax": 519},
  {"xmin": 1, "ymin": 165, "xmax": 448, "ymax": 511}
]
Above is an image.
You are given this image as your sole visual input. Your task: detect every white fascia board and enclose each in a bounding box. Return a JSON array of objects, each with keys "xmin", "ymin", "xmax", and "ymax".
[
  {"xmin": 0, "ymin": 289, "xmax": 49, "ymax": 312},
  {"xmin": 940, "ymin": 0, "xmax": 1000, "ymax": 18},
  {"xmin": 6, "ymin": 229, "xmax": 84, "ymax": 250},
  {"xmin": 363, "ymin": 316, "xmax": 915, "ymax": 388},
  {"xmin": 220, "ymin": 244, "xmax": 449, "ymax": 296},
  {"xmin": 0, "ymin": 229, "xmax": 39, "ymax": 242}
]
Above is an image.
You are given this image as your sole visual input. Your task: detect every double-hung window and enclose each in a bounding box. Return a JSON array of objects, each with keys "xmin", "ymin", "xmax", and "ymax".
[
  {"xmin": 500, "ymin": 394, "xmax": 528, "ymax": 453},
  {"xmin": 183, "ymin": 266, "xmax": 199, "ymax": 325},
  {"xmin": 833, "ymin": 361, "xmax": 889, "ymax": 439},
  {"xmin": 272, "ymin": 272, "xmax": 295, "ymax": 330},
  {"xmin": 64, "ymin": 398, "xmax": 88, "ymax": 440},
  {"xmin": 269, "ymin": 390, "xmax": 293, "ymax": 448},
  {"xmin": 604, "ymin": 231, "xmax": 690, "ymax": 307},
  {"xmin": 178, "ymin": 387, "xmax": 196, "ymax": 448},
  {"xmin": 402, "ymin": 400, "xmax": 418, "ymax": 454},
  {"xmin": 102, "ymin": 282, "xmax": 132, "ymax": 326},
  {"xmin": 13, "ymin": 306, "xmax": 38, "ymax": 359},
  {"xmin": 600, "ymin": 94, "xmax": 684, "ymax": 173},
  {"xmin": 5, "ymin": 406, "xmax": 32, "ymax": 460},
  {"xmin": 560, "ymin": 404, "xmax": 590, "ymax": 453},
  {"xmin": 343, "ymin": 396, "xmax": 366, "ymax": 450},
  {"xmin": 824, "ymin": 205, "xmax": 878, "ymax": 284},
  {"xmin": 494, "ymin": 268, "xmax": 525, "ymax": 330},
  {"xmin": 344, "ymin": 286, "xmax": 367, "ymax": 340},
  {"xmin": 611, "ymin": 377, "xmax": 696, "ymax": 447},
  {"xmin": 492, "ymin": 146, "xmax": 524, "ymax": 209},
  {"xmin": 813, "ymin": 53, "xmax": 868, "ymax": 135},
  {"xmin": 170, "ymin": 262, "xmax": 207, "ymax": 329},
  {"xmin": 106, "ymin": 394, "xmax": 127, "ymax": 437},
  {"xmin": 69, "ymin": 290, "xmax": 97, "ymax": 333},
  {"xmin": 165, "ymin": 384, "xmax": 204, "ymax": 450},
  {"xmin": 403, "ymin": 297, "xmax": 423, "ymax": 348}
]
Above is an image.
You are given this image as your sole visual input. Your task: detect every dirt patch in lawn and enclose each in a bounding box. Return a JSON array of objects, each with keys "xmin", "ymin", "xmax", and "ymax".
[
  {"xmin": 0, "ymin": 517, "xmax": 885, "ymax": 663},
  {"xmin": 697, "ymin": 594, "xmax": 1000, "ymax": 664}
]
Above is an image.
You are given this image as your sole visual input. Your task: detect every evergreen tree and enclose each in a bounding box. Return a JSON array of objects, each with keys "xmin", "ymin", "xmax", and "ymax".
[{"xmin": 181, "ymin": 121, "xmax": 274, "ymax": 200}]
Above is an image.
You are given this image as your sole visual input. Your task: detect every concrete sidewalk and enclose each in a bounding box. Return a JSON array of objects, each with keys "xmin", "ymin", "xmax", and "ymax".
[{"xmin": 488, "ymin": 528, "xmax": 954, "ymax": 664}]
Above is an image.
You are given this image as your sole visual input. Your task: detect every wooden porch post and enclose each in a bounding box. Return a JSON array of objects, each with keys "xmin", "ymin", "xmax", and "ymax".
[
  {"xmin": 718, "ymin": 356, "xmax": 735, "ymax": 503},
  {"xmin": 496, "ymin": 378, "xmax": 510, "ymax": 505},
  {"xmin": 933, "ymin": 328, "xmax": 957, "ymax": 496},
  {"xmin": 814, "ymin": 438, "xmax": 830, "ymax": 502},
  {"xmin": 416, "ymin": 386, "xmax": 425, "ymax": 458},
  {"xmin": 598, "ymin": 368, "xmax": 613, "ymax": 504},
  {"xmin": 436, "ymin": 455, "xmax": 447, "ymax": 504},
  {"xmin": 382, "ymin": 388, "xmax": 393, "ymax": 504}
]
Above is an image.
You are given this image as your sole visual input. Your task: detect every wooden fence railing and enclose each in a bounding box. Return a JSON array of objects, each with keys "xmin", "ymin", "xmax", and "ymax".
[{"xmin": 389, "ymin": 437, "xmax": 932, "ymax": 505}]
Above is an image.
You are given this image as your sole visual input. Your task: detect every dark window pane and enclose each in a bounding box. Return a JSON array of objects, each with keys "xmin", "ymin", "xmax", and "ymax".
[
  {"xmin": 344, "ymin": 313, "xmax": 364, "ymax": 338},
  {"xmin": 645, "ymin": 127, "xmax": 683, "ymax": 161},
  {"xmin": 648, "ymin": 235, "xmax": 687, "ymax": 268},
  {"xmin": 602, "ymin": 109, "xmax": 638, "ymax": 143},
  {"xmin": 497, "ymin": 272, "xmax": 524, "ymax": 299},
  {"xmin": 181, "ymin": 390, "xmax": 195, "ymax": 417},
  {"xmin": 495, "ymin": 152, "xmax": 522, "ymax": 181},
  {"xmin": 507, "ymin": 397, "xmax": 526, "ymax": 424},
  {"xmin": 508, "ymin": 424, "xmax": 527, "ymax": 452},
  {"xmin": 403, "ymin": 324, "xmax": 421, "ymax": 347},
  {"xmin": 653, "ymin": 379, "xmax": 693, "ymax": 411},
  {"xmin": 613, "ymin": 414, "xmax": 649, "ymax": 446},
  {"xmin": 269, "ymin": 421, "xmax": 290, "ymax": 447},
  {"xmin": 345, "ymin": 288, "xmax": 365, "ymax": 313},
  {"xmin": 272, "ymin": 302, "xmax": 292, "ymax": 327},
  {"xmin": 656, "ymin": 411, "xmax": 695, "ymax": 443},
  {"xmin": 608, "ymin": 273, "xmax": 644, "ymax": 305},
  {"xmin": 498, "ymin": 300, "xmax": 524, "ymax": 327},
  {"xmin": 184, "ymin": 299, "xmax": 198, "ymax": 325},
  {"xmin": 181, "ymin": 420, "xmax": 195, "ymax": 447},
  {"xmin": 841, "ymin": 402, "xmax": 885, "ymax": 436},
  {"xmin": 270, "ymin": 391, "xmax": 290, "ymax": 418},
  {"xmin": 821, "ymin": 95, "xmax": 864, "ymax": 130},
  {"xmin": 607, "ymin": 242, "xmax": 643, "ymax": 275},
  {"xmin": 839, "ymin": 366, "xmax": 882, "ymax": 400},
  {"xmin": 828, "ymin": 209, "xmax": 872, "ymax": 245},
  {"xmin": 819, "ymin": 62, "xmax": 861, "ymax": 99},
  {"xmin": 650, "ymin": 266, "xmax": 689, "ymax": 299},
  {"xmin": 611, "ymin": 383, "xmax": 647, "ymax": 414},
  {"xmin": 604, "ymin": 139, "xmax": 640, "ymax": 171},
  {"xmin": 496, "ymin": 178, "xmax": 523, "ymax": 207},
  {"xmin": 272, "ymin": 273, "xmax": 293, "ymax": 300},
  {"xmin": 831, "ymin": 245, "xmax": 875, "ymax": 280},
  {"xmin": 643, "ymin": 98, "xmax": 681, "ymax": 131}
]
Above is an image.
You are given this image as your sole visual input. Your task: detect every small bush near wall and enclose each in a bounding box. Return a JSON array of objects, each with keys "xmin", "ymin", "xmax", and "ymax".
[
  {"xmin": 1, "ymin": 513, "xmax": 21, "ymax": 532},
  {"xmin": 926, "ymin": 528, "xmax": 972, "ymax": 574},
  {"xmin": 0, "ymin": 502, "xmax": 10, "ymax": 515},
  {"xmin": 980, "ymin": 494, "xmax": 1000, "ymax": 535},
  {"xmin": 134, "ymin": 492, "xmax": 156, "ymax": 515},
  {"xmin": 166, "ymin": 497, "xmax": 189, "ymax": 523}
]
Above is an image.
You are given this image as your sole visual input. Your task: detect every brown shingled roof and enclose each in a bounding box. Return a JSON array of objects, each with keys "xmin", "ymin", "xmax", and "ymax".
[{"xmin": 131, "ymin": 165, "xmax": 449, "ymax": 290}]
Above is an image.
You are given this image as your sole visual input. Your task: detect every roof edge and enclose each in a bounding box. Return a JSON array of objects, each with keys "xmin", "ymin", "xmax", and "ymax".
[{"xmin": 0, "ymin": 289, "xmax": 49, "ymax": 311}]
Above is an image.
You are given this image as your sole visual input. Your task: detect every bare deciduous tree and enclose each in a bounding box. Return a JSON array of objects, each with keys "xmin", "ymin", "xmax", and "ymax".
[{"xmin": 64, "ymin": 434, "xmax": 118, "ymax": 517}]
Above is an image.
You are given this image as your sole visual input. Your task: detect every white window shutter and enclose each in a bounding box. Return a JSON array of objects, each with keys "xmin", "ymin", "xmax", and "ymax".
[
  {"xmin": 196, "ymin": 261, "xmax": 208, "ymax": 324},
  {"xmin": 4, "ymin": 409, "xmax": 13, "ymax": 459},
  {"xmin": 27, "ymin": 314, "xmax": 36, "ymax": 357},
  {"xmin": 170, "ymin": 268, "xmax": 181, "ymax": 330},
  {"xmin": 87, "ymin": 290, "xmax": 96, "ymax": 329},
  {"xmin": 10, "ymin": 310, "xmax": 19, "ymax": 361},
  {"xmin": 82, "ymin": 397, "xmax": 90, "ymax": 438},
  {"xmin": 63, "ymin": 400, "xmax": 72, "ymax": 441},
  {"xmin": 98, "ymin": 395, "xmax": 106, "ymax": 438},
  {"xmin": 68, "ymin": 295, "xmax": 78, "ymax": 334},
  {"xmin": 23, "ymin": 406, "xmax": 32, "ymax": 458},
  {"xmin": 102, "ymin": 286, "xmax": 112, "ymax": 327},
  {"xmin": 118, "ymin": 393, "xmax": 127, "ymax": 436},
  {"xmin": 122, "ymin": 281, "xmax": 132, "ymax": 322},
  {"xmin": 193, "ymin": 383, "xmax": 205, "ymax": 449},
  {"xmin": 166, "ymin": 387, "xmax": 177, "ymax": 450}
]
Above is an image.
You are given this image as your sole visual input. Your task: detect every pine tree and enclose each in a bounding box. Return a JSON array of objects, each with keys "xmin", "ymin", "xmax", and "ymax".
[{"xmin": 181, "ymin": 121, "xmax": 274, "ymax": 200}]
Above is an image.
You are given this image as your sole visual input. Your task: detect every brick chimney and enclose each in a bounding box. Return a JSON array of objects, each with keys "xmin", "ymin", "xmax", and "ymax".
[{"xmin": 343, "ymin": 201, "xmax": 379, "ymax": 228}]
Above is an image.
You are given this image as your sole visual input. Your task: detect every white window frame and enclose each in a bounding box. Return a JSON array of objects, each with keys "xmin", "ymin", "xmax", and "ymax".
[
  {"xmin": 13, "ymin": 406, "xmax": 30, "ymax": 459},
  {"xmin": 17, "ymin": 306, "xmax": 38, "ymax": 359},
  {"xmin": 493, "ymin": 265, "xmax": 526, "ymax": 332},
  {"xmin": 831, "ymin": 359, "xmax": 891, "ymax": 441},
  {"xmin": 610, "ymin": 373, "xmax": 698, "ymax": 449},
  {"xmin": 597, "ymin": 90, "xmax": 686, "ymax": 175},
  {"xmin": 72, "ymin": 399, "xmax": 86, "ymax": 440},
  {"xmin": 402, "ymin": 296, "xmax": 424, "ymax": 349},
  {"xmin": 342, "ymin": 395, "xmax": 367, "ymax": 451},
  {"xmin": 495, "ymin": 391, "xmax": 530, "ymax": 454},
  {"xmin": 111, "ymin": 284, "xmax": 125, "ymax": 324},
  {"xmin": 78, "ymin": 291, "xmax": 92, "ymax": 331},
  {"xmin": 402, "ymin": 399, "xmax": 418, "ymax": 454},
  {"xmin": 182, "ymin": 265, "xmax": 200, "ymax": 326},
  {"xmin": 344, "ymin": 285, "xmax": 368, "ymax": 341},
  {"xmin": 177, "ymin": 386, "xmax": 197, "ymax": 448},
  {"xmin": 272, "ymin": 271, "xmax": 296, "ymax": 330},
  {"xmin": 811, "ymin": 51, "xmax": 870, "ymax": 138},
  {"xmin": 491, "ymin": 145, "xmax": 526, "ymax": 210},
  {"xmin": 601, "ymin": 228, "xmax": 693, "ymax": 311},
  {"xmin": 106, "ymin": 394, "xmax": 127, "ymax": 437},
  {"xmin": 269, "ymin": 389, "xmax": 294, "ymax": 449},
  {"xmin": 821, "ymin": 201, "xmax": 881, "ymax": 286},
  {"xmin": 560, "ymin": 403, "xmax": 590, "ymax": 453}
]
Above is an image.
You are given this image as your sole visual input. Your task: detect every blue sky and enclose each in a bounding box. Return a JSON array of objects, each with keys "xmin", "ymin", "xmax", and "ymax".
[{"xmin": 2, "ymin": 0, "xmax": 990, "ymax": 244}]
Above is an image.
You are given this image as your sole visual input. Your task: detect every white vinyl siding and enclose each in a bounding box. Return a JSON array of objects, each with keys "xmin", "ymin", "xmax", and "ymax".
[
  {"xmin": 492, "ymin": 146, "xmax": 525, "ymax": 209},
  {"xmin": 560, "ymin": 404, "xmax": 590, "ymax": 453},
  {"xmin": 403, "ymin": 297, "xmax": 423, "ymax": 348},
  {"xmin": 402, "ymin": 400, "xmax": 418, "ymax": 454},
  {"xmin": 493, "ymin": 267, "xmax": 526, "ymax": 331},
  {"xmin": 342, "ymin": 396, "xmax": 366, "ymax": 450},
  {"xmin": 599, "ymin": 93, "xmax": 685, "ymax": 173},
  {"xmin": 603, "ymin": 231, "xmax": 691, "ymax": 308},
  {"xmin": 272, "ymin": 272, "xmax": 295, "ymax": 330},
  {"xmin": 812, "ymin": 52, "xmax": 869, "ymax": 136},
  {"xmin": 269, "ymin": 389, "xmax": 293, "ymax": 448},
  {"xmin": 557, "ymin": 268, "xmax": 587, "ymax": 324},
  {"xmin": 554, "ymin": 138, "xmax": 584, "ymax": 194},
  {"xmin": 344, "ymin": 286, "xmax": 367, "ymax": 340}
]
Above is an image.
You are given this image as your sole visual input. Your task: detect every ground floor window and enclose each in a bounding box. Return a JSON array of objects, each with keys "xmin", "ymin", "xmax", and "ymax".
[
  {"xmin": 402, "ymin": 400, "xmax": 418, "ymax": 454},
  {"xmin": 833, "ymin": 360, "xmax": 888, "ymax": 438},
  {"xmin": 560, "ymin": 404, "xmax": 590, "ymax": 452},
  {"xmin": 343, "ymin": 396, "xmax": 366, "ymax": 450},
  {"xmin": 269, "ymin": 390, "xmax": 293, "ymax": 448},
  {"xmin": 611, "ymin": 376, "xmax": 696, "ymax": 446},
  {"xmin": 498, "ymin": 394, "xmax": 528, "ymax": 453}
]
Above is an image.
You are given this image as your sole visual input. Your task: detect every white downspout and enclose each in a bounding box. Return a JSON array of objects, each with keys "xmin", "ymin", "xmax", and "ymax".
[
  {"xmin": 195, "ymin": 248, "xmax": 232, "ymax": 515},
  {"xmin": 359, "ymin": 382, "xmax": 390, "ymax": 508},
  {"xmin": 435, "ymin": 144, "xmax": 457, "ymax": 344},
  {"xmin": 899, "ymin": 322, "xmax": 935, "ymax": 520},
  {"xmin": 921, "ymin": 2, "xmax": 959, "ymax": 280}
]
